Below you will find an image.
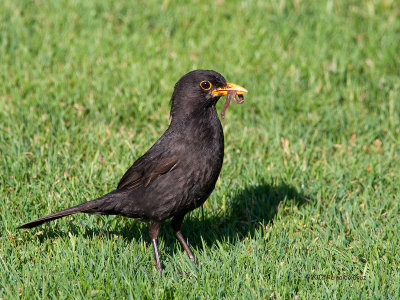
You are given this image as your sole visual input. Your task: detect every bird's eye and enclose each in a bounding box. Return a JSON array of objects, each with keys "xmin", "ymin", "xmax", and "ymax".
[{"xmin": 200, "ymin": 81, "xmax": 212, "ymax": 91}]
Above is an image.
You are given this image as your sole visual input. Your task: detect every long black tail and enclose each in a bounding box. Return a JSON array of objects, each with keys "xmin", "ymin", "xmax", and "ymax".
[{"xmin": 17, "ymin": 191, "xmax": 122, "ymax": 229}]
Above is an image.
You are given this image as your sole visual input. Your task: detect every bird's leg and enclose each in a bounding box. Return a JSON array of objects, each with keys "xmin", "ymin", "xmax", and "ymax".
[
  {"xmin": 171, "ymin": 215, "xmax": 195, "ymax": 263},
  {"xmin": 149, "ymin": 221, "xmax": 162, "ymax": 275}
]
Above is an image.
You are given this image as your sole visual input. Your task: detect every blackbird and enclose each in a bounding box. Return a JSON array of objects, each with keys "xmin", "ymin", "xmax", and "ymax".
[{"xmin": 18, "ymin": 69, "xmax": 248, "ymax": 274}]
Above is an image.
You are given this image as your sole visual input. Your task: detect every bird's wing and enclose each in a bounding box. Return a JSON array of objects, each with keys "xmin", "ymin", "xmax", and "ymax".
[{"xmin": 117, "ymin": 154, "xmax": 178, "ymax": 191}]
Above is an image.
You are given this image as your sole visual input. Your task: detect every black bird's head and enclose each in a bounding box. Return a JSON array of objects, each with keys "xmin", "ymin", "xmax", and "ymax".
[{"xmin": 170, "ymin": 70, "xmax": 247, "ymax": 121}]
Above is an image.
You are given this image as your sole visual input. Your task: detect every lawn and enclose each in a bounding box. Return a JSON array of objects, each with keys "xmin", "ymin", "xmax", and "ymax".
[{"xmin": 1, "ymin": 0, "xmax": 399, "ymax": 298}]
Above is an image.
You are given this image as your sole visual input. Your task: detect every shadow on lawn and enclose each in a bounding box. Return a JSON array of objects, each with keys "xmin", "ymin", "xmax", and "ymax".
[
  {"xmin": 31, "ymin": 181, "xmax": 312, "ymax": 253},
  {"xmin": 174, "ymin": 181, "xmax": 313, "ymax": 249}
]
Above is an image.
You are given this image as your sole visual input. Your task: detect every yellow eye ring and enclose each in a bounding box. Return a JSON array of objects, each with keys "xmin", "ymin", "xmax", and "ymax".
[{"xmin": 200, "ymin": 80, "xmax": 212, "ymax": 91}]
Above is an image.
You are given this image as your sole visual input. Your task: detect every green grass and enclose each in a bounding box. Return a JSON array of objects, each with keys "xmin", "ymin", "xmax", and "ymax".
[{"xmin": 1, "ymin": 0, "xmax": 400, "ymax": 298}]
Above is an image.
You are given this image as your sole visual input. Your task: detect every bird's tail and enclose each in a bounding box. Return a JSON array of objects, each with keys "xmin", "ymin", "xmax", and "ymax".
[{"xmin": 17, "ymin": 191, "xmax": 121, "ymax": 229}]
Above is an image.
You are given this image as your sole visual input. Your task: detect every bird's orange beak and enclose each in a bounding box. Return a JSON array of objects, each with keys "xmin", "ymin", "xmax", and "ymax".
[{"xmin": 212, "ymin": 82, "xmax": 248, "ymax": 96}]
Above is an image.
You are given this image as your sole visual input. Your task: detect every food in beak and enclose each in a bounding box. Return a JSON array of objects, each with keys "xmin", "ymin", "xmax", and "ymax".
[{"xmin": 221, "ymin": 90, "xmax": 245, "ymax": 120}]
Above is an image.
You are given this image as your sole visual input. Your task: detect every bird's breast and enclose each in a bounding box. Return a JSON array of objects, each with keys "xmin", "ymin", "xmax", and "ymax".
[
  {"xmin": 178, "ymin": 110, "xmax": 224, "ymax": 206},
  {"xmin": 143, "ymin": 108, "xmax": 225, "ymax": 220}
]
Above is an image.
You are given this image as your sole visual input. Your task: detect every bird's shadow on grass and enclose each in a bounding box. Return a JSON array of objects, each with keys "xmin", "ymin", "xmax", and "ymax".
[
  {"xmin": 32, "ymin": 181, "xmax": 312, "ymax": 256},
  {"xmin": 169, "ymin": 181, "xmax": 313, "ymax": 250}
]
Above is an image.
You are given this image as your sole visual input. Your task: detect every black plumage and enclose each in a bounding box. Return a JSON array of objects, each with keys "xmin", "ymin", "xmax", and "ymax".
[{"xmin": 18, "ymin": 70, "xmax": 248, "ymax": 274}]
